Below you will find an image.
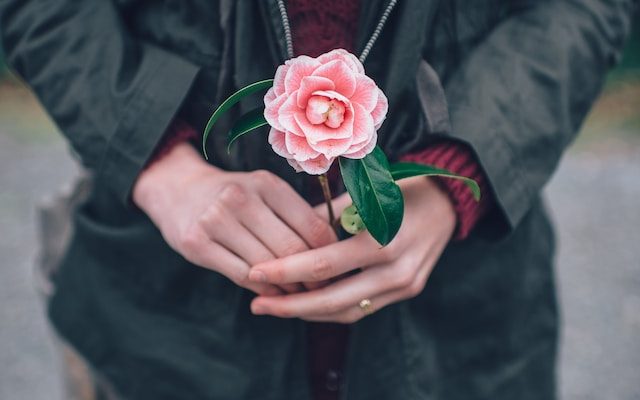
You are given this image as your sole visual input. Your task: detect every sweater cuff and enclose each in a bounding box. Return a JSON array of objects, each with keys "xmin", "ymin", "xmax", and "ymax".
[
  {"xmin": 144, "ymin": 119, "xmax": 199, "ymax": 168},
  {"xmin": 400, "ymin": 141, "xmax": 492, "ymax": 240}
]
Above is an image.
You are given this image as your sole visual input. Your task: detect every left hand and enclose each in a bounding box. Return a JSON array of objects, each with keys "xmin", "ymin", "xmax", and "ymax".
[{"xmin": 247, "ymin": 176, "xmax": 457, "ymax": 323}]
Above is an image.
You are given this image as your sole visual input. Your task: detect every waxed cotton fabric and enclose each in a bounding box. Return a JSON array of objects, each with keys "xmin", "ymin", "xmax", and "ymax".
[{"xmin": 0, "ymin": 0, "xmax": 636, "ymax": 399}]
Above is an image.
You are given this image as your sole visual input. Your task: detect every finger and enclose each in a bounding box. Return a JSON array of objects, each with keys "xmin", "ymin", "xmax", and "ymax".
[
  {"xmin": 248, "ymin": 231, "xmax": 385, "ymax": 285},
  {"xmin": 185, "ymin": 232, "xmax": 283, "ymax": 296},
  {"xmin": 313, "ymin": 191, "xmax": 352, "ymax": 222},
  {"xmin": 239, "ymin": 200, "xmax": 311, "ymax": 293},
  {"xmin": 201, "ymin": 210, "xmax": 303, "ymax": 293},
  {"xmin": 258, "ymin": 175, "xmax": 337, "ymax": 249},
  {"xmin": 300, "ymin": 227, "xmax": 443, "ymax": 322},
  {"xmin": 239, "ymin": 200, "xmax": 310, "ymax": 259},
  {"xmin": 250, "ymin": 264, "xmax": 402, "ymax": 318},
  {"xmin": 301, "ymin": 288, "xmax": 400, "ymax": 323},
  {"xmin": 247, "ymin": 199, "xmax": 338, "ymax": 292},
  {"xmin": 302, "ymin": 261, "xmax": 432, "ymax": 323},
  {"xmin": 201, "ymin": 210, "xmax": 273, "ymax": 266}
]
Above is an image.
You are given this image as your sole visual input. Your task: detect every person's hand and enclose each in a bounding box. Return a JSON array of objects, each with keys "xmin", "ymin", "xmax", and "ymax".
[
  {"xmin": 132, "ymin": 142, "xmax": 337, "ymax": 296},
  {"xmin": 247, "ymin": 176, "xmax": 456, "ymax": 323}
]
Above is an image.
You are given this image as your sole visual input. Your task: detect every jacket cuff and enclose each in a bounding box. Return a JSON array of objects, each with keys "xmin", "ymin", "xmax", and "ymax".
[
  {"xmin": 95, "ymin": 47, "xmax": 200, "ymax": 206},
  {"xmin": 144, "ymin": 120, "xmax": 199, "ymax": 168},
  {"xmin": 400, "ymin": 141, "xmax": 492, "ymax": 240}
]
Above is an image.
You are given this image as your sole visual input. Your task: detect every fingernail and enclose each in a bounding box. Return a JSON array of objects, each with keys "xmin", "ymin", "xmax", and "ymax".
[{"xmin": 249, "ymin": 270, "xmax": 267, "ymax": 283}]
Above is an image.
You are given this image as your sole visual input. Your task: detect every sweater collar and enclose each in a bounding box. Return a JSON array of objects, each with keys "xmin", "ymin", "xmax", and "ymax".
[{"xmin": 260, "ymin": 0, "xmax": 388, "ymax": 64}]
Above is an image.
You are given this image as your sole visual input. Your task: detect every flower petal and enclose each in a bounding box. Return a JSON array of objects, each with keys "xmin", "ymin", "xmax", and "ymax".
[
  {"xmin": 312, "ymin": 60, "xmax": 357, "ymax": 98},
  {"xmin": 273, "ymin": 64, "xmax": 289, "ymax": 96},
  {"xmin": 268, "ymin": 128, "xmax": 293, "ymax": 158},
  {"xmin": 307, "ymin": 137, "xmax": 353, "ymax": 159},
  {"xmin": 264, "ymin": 91, "xmax": 287, "ymax": 131},
  {"xmin": 350, "ymin": 75, "xmax": 379, "ymax": 112},
  {"xmin": 264, "ymin": 86, "xmax": 277, "ymax": 104},
  {"xmin": 284, "ymin": 55, "xmax": 321, "ymax": 93},
  {"xmin": 296, "ymin": 154, "xmax": 334, "ymax": 175},
  {"xmin": 294, "ymin": 106, "xmax": 354, "ymax": 142},
  {"xmin": 287, "ymin": 158, "xmax": 304, "ymax": 173},
  {"xmin": 277, "ymin": 94, "xmax": 305, "ymax": 136},
  {"xmin": 297, "ymin": 76, "xmax": 335, "ymax": 108},
  {"xmin": 310, "ymin": 90, "xmax": 352, "ymax": 105},
  {"xmin": 371, "ymin": 88, "xmax": 388, "ymax": 129},
  {"xmin": 343, "ymin": 131, "xmax": 377, "ymax": 159},
  {"xmin": 285, "ymin": 131, "xmax": 320, "ymax": 161},
  {"xmin": 342, "ymin": 102, "xmax": 375, "ymax": 154},
  {"xmin": 317, "ymin": 49, "xmax": 365, "ymax": 74},
  {"xmin": 351, "ymin": 102, "xmax": 375, "ymax": 143}
]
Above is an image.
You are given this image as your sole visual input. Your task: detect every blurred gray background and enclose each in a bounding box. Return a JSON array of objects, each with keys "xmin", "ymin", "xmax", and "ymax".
[{"xmin": 1, "ymin": 21, "xmax": 639, "ymax": 400}]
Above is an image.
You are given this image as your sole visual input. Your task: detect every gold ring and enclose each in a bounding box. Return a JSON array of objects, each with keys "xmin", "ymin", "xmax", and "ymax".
[{"xmin": 358, "ymin": 298, "xmax": 373, "ymax": 315}]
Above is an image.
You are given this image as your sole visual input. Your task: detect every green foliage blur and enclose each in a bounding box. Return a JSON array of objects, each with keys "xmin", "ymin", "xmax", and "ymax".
[
  {"xmin": 0, "ymin": 47, "xmax": 6, "ymax": 77},
  {"xmin": 607, "ymin": 14, "xmax": 640, "ymax": 83},
  {"xmin": 618, "ymin": 16, "xmax": 640, "ymax": 70}
]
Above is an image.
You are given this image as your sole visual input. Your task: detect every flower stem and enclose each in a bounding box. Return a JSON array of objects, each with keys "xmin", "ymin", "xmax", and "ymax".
[{"xmin": 318, "ymin": 174, "xmax": 338, "ymax": 233}]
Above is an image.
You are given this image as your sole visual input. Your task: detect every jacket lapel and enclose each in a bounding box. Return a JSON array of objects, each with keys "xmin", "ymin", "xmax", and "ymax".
[
  {"xmin": 354, "ymin": 0, "xmax": 385, "ymax": 54},
  {"xmin": 260, "ymin": 0, "xmax": 290, "ymax": 62}
]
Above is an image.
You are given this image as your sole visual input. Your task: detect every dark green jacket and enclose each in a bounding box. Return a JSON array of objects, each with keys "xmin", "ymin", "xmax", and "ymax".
[{"xmin": 1, "ymin": 1, "xmax": 635, "ymax": 399}]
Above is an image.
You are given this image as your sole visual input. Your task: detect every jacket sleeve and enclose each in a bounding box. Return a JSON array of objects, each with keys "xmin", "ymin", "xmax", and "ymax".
[
  {"xmin": 440, "ymin": 0, "xmax": 636, "ymax": 233},
  {"xmin": 0, "ymin": 0, "xmax": 201, "ymax": 205}
]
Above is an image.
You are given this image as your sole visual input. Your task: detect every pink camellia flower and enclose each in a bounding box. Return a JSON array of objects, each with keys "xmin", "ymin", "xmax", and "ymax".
[{"xmin": 264, "ymin": 49, "xmax": 388, "ymax": 174}]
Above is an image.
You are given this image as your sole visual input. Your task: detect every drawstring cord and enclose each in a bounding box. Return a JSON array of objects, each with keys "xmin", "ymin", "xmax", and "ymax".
[{"xmin": 275, "ymin": 0, "xmax": 399, "ymax": 63}]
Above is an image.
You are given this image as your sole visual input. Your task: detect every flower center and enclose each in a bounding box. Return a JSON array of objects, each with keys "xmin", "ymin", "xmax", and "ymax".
[{"xmin": 306, "ymin": 95, "xmax": 346, "ymax": 128}]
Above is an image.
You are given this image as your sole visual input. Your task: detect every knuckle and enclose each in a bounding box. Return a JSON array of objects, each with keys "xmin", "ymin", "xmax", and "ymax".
[
  {"xmin": 250, "ymin": 169, "xmax": 278, "ymax": 188},
  {"xmin": 310, "ymin": 256, "xmax": 334, "ymax": 281},
  {"xmin": 281, "ymin": 237, "xmax": 307, "ymax": 257},
  {"xmin": 269, "ymin": 264, "xmax": 286, "ymax": 283},
  {"xmin": 390, "ymin": 270, "xmax": 414, "ymax": 289},
  {"xmin": 406, "ymin": 279, "xmax": 425, "ymax": 298},
  {"xmin": 253, "ymin": 249, "xmax": 274, "ymax": 264},
  {"xmin": 380, "ymin": 267, "xmax": 398, "ymax": 286},
  {"xmin": 321, "ymin": 298, "xmax": 341, "ymax": 314},
  {"xmin": 308, "ymin": 217, "xmax": 331, "ymax": 244},
  {"xmin": 217, "ymin": 182, "xmax": 248, "ymax": 206},
  {"xmin": 201, "ymin": 204, "xmax": 225, "ymax": 226},
  {"xmin": 230, "ymin": 269, "xmax": 250, "ymax": 287},
  {"xmin": 178, "ymin": 228, "xmax": 202, "ymax": 254},
  {"xmin": 379, "ymin": 244, "xmax": 400, "ymax": 263}
]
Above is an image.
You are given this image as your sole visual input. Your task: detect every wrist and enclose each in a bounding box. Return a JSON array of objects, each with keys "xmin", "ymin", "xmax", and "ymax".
[
  {"xmin": 399, "ymin": 176, "xmax": 457, "ymax": 238},
  {"xmin": 400, "ymin": 141, "xmax": 491, "ymax": 240},
  {"xmin": 132, "ymin": 141, "xmax": 215, "ymax": 211}
]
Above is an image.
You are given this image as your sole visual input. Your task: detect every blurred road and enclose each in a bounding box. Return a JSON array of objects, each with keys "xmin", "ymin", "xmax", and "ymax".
[
  {"xmin": 0, "ymin": 130, "xmax": 75, "ymax": 400},
  {"xmin": 550, "ymin": 142, "xmax": 640, "ymax": 400},
  {"xmin": 0, "ymin": 90, "xmax": 639, "ymax": 399}
]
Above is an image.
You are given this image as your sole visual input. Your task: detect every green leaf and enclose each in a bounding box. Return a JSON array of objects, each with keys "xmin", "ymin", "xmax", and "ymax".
[
  {"xmin": 202, "ymin": 79, "xmax": 274, "ymax": 159},
  {"xmin": 389, "ymin": 162, "xmax": 481, "ymax": 201},
  {"xmin": 226, "ymin": 108, "xmax": 269, "ymax": 153},
  {"xmin": 340, "ymin": 204, "xmax": 366, "ymax": 235},
  {"xmin": 339, "ymin": 146, "xmax": 404, "ymax": 246}
]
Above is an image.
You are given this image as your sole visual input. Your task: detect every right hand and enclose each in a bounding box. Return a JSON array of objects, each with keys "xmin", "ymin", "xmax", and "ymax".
[{"xmin": 132, "ymin": 142, "xmax": 337, "ymax": 296}]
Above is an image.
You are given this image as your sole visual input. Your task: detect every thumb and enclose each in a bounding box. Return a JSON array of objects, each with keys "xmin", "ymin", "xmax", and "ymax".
[{"xmin": 314, "ymin": 191, "xmax": 353, "ymax": 222}]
